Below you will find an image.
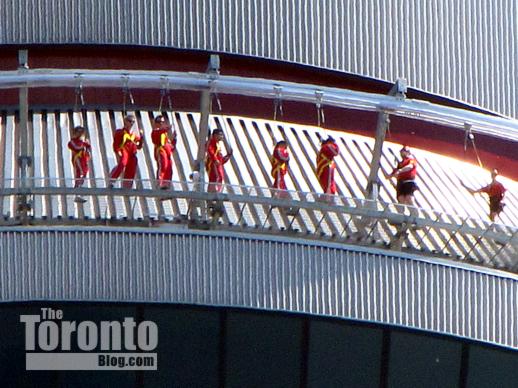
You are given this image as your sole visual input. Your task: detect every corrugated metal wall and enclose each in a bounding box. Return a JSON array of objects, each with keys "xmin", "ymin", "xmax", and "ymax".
[
  {"xmin": 1, "ymin": 0, "xmax": 517, "ymax": 118},
  {"xmin": 0, "ymin": 228, "xmax": 517, "ymax": 350}
]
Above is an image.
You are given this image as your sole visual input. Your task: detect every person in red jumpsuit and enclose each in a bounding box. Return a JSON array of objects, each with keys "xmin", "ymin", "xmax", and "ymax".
[
  {"xmin": 387, "ymin": 145, "xmax": 418, "ymax": 207},
  {"xmin": 205, "ymin": 129, "xmax": 232, "ymax": 193},
  {"xmin": 271, "ymin": 140, "xmax": 290, "ymax": 198},
  {"xmin": 151, "ymin": 115, "xmax": 176, "ymax": 189},
  {"xmin": 68, "ymin": 125, "xmax": 91, "ymax": 203},
  {"xmin": 464, "ymin": 168, "xmax": 506, "ymax": 222},
  {"xmin": 316, "ymin": 136, "xmax": 340, "ymax": 199},
  {"xmin": 109, "ymin": 115, "xmax": 144, "ymax": 189}
]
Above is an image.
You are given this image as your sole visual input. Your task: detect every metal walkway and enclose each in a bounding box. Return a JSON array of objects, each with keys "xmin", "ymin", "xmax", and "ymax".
[{"xmin": 1, "ymin": 109, "xmax": 517, "ymax": 272}]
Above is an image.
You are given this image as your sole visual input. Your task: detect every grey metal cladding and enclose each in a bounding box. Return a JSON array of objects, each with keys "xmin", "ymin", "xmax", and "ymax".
[
  {"xmin": 1, "ymin": 0, "xmax": 517, "ymax": 119},
  {"xmin": 0, "ymin": 228, "xmax": 517, "ymax": 350}
]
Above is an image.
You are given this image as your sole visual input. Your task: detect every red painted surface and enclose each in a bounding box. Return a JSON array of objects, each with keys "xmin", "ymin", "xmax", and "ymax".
[{"xmin": 0, "ymin": 44, "xmax": 517, "ymax": 179}]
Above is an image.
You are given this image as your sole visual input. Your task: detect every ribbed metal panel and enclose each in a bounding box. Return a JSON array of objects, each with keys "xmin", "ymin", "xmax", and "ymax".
[
  {"xmin": 0, "ymin": 227, "xmax": 516, "ymax": 350},
  {"xmin": 1, "ymin": 0, "xmax": 517, "ymax": 118}
]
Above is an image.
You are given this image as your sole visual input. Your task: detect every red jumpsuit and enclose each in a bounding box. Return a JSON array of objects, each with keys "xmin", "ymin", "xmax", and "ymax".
[
  {"xmin": 205, "ymin": 135, "xmax": 231, "ymax": 193},
  {"xmin": 271, "ymin": 144, "xmax": 289, "ymax": 197},
  {"xmin": 393, "ymin": 156, "xmax": 418, "ymax": 198},
  {"xmin": 480, "ymin": 181, "xmax": 506, "ymax": 215},
  {"xmin": 68, "ymin": 137, "xmax": 91, "ymax": 188},
  {"xmin": 110, "ymin": 128, "xmax": 143, "ymax": 188},
  {"xmin": 151, "ymin": 128, "xmax": 176, "ymax": 188},
  {"xmin": 316, "ymin": 140, "xmax": 339, "ymax": 194}
]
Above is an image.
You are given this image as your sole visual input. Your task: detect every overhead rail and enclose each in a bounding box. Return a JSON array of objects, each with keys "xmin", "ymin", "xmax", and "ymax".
[
  {"xmin": 0, "ymin": 177, "xmax": 517, "ymax": 273},
  {"xmin": 1, "ymin": 69, "xmax": 518, "ymax": 142}
]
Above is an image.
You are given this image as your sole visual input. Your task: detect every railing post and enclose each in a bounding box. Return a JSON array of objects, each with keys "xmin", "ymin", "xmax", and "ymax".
[
  {"xmin": 366, "ymin": 111, "xmax": 389, "ymax": 199},
  {"xmin": 489, "ymin": 228, "xmax": 518, "ymax": 266},
  {"xmin": 17, "ymin": 49, "xmax": 32, "ymax": 222},
  {"xmin": 193, "ymin": 55, "xmax": 220, "ymax": 221},
  {"xmin": 366, "ymin": 78, "xmax": 406, "ymax": 200}
]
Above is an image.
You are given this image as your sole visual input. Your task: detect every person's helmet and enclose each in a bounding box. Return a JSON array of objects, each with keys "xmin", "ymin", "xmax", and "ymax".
[
  {"xmin": 322, "ymin": 136, "xmax": 335, "ymax": 144},
  {"xmin": 276, "ymin": 140, "xmax": 287, "ymax": 147},
  {"xmin": 213, "ymin": 129, "xmax": 224, "ymax": 136},
  {"xmin": 74, "ymin": 125, "xmax": 85, "ymax": 133}
]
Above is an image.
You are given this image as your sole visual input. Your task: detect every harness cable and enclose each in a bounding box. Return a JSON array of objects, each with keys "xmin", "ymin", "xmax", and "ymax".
[
  {"xmin": 208, "ymin": 90, "xmax": 234, "ymax": 221},
  {"xmin": 315, "ymin": 90, "xmax": 325, "ymax": 131},
  {"xmin": 264, "ymin": 85, "xmax": 290, "ymax": 227},
  {"xmin": 314, "ymin": 90, "xmax": 330, "ymax": 231},
  {"xmin": 157, "ymin": 78, "xmax": 178, "ymax": 204},
  {"xmin": 464, "ymin": 123, "xmax": 483, "ymax": 168},
  {"xmin": 212, "ymin": 91, "xmax": 233, "ymax": 154},
  {"xmin": 122, "ymin": 75, "xmax": 135, "ymax": 117},
  {"xmin": 158, "ymin": 77, "xmax": 174, "ymax": 114},
  {"xmin": 460, "ymin": 124, "xmax": 498, "ymax": 229},
  {"xmin": 72, "ymin": 74, "xmax": 91, "ymax": 209},
  {"xmin": 460, "ymin": 123, "xmax": 484, "ymax": 193},
  {"xmin": 120, "ymin": 75, "xmax": 139, "ymax": 215},
  {"xmin": 272, "ymin": 85, "xmax": 288, "ymax": 202},
  {"xmin": 273, "ymin": 85, "xmax": 284, "ymax": 121},
  {"xmin": 74, "ymin": 74, "xmax": 87, "ymax": 124},
  {"xmin": 158, "ymin": 78, "xmax": 167, "ymax": 112},
  {"xmin": 158, "ymin": 77, "xmax": 178, "ymax": 154}
]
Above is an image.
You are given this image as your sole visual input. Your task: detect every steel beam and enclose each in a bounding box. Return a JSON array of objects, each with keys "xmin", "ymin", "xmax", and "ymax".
[
  {"xmin": 0, "ymin": 69, "xmax": 517, "ymax": 142},
  {"xmin": 17, "ymin": 50, "xmax": 31, "ymax": 221},
  {"xmin": 366, "ymin": 79, "xmax": 407, "ymax": 200},
  {"xmin": 194, "ymin": 55, "xmax": 220, "ymax": 219},
  {"xmin": 0, "ymin": 183, "xmax": 513, "ymax": 245},
  {"xmin": 366, "ymin": 110, "xmax": 389, "ymax": 199}
]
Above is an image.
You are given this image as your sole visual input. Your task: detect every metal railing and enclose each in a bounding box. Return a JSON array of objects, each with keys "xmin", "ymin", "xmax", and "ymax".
[
  {"xmin": 1, "ymin": 68, "xmax": 518, "ymax": 141},
  {"xmin": 1, "ymin": 177, "xmax": 517, "ymax": 273}
]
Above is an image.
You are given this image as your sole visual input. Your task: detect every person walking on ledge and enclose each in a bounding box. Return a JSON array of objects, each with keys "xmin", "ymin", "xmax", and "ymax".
[
  {"xmin": 386, "ymin": 145, "xmax": 419, "ymax": 208},
  {"xmin": 316, "ymin": 136, "xmax": 339, "ymax": 202},
  {"xmin": 109, "ymin": 115, "xmax": 144, "ymax": 189},
  {"xmin": 271, "ymin": 140, "xmax": 290, "ymax": 199},
  {"xmin": 68, "ymin": 125, "xmax": 91, "ymax": 203},
  {"xmin": 151, "ymin": 115, "xmax": 176, "ymax": 190},
  {"xmin": 205, "ymin": 129, "xmax": 232, "ymax": 193},
  {"xmin": 462, "ymin": 168, "xmax": 506, "ymax": 222}
]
